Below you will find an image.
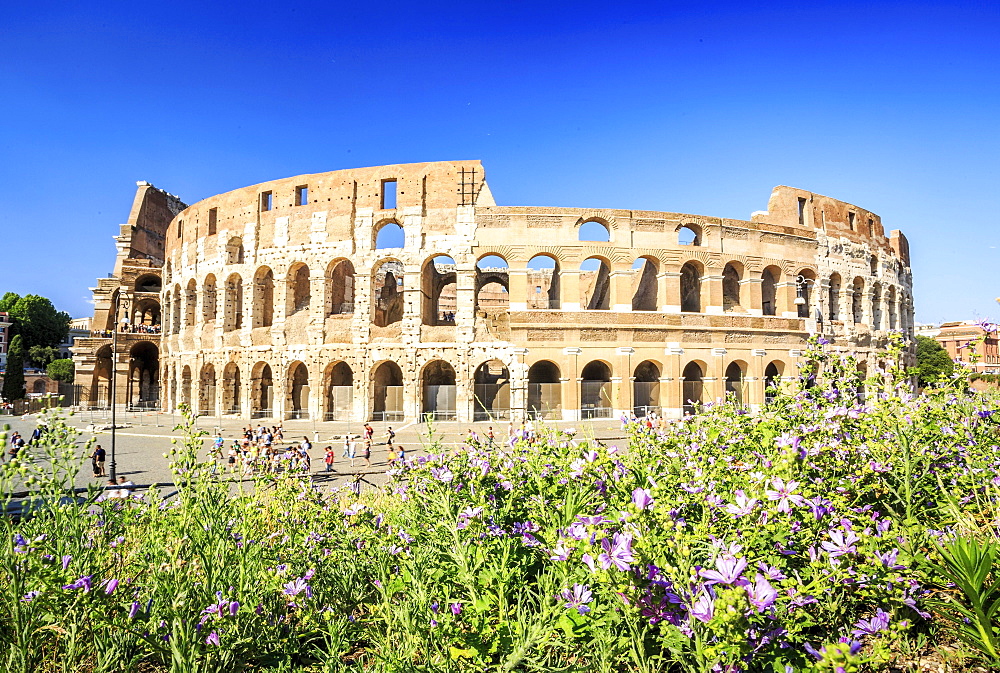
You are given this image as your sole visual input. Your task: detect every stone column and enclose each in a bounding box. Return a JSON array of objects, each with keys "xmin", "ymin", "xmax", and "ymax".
[
  {"xmin": 611, "ymin": 267, "xmax": 634, "ymax": 312},
  {"xmin": 663, "ymin": 343, "xmax": 684, "ymax": 419},
  {"xmin": 508, "ymin": 266, "xmax": 528, "ymax": 311},
  {"xmin": 778, "ymin": 278, "xmax": 798, "ymax": 318},
  {"xmin": 660, "ymin": 271, "xmax": 680, "ymax": 312},
  {"xmin": 561, "ymin": 269, "xmax": 582, "ymax": 311},
  {"xmin": 743, "ymin": 273, "xmax": 763, "ymax": 316},
  {"xmin": 510, "ymin": 348, "xmax": 529, "ymax": 422},
  {"xmin": 703, "ymin": 270, "xmax": 724, "ymax": 315},
  {"xmin": 616, "ymin": 347, "xmax": 635, "ymax": 414},
  {"xmin": 562, "ymin": 346, "xmax": 582, "ymax": 421}
]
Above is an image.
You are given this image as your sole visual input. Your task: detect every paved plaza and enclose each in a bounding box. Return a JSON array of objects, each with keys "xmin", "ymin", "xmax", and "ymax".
[{"xmin": 2, "ymin": 408, "xmax": 627, "ymax": 495}]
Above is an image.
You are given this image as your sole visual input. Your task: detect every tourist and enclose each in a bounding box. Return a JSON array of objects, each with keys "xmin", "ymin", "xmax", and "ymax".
[
  {"xmin": 487, "ymin": 426, "xmax": 495, "ymax": 446},
  {"xmin": 92, "ymin": 444, "xmax": 106, "ymax": 477},
  {"xmin": 397, "ymin": 445, "xmax": 406, "ymax": 462},
  {"xmin": 323, "ymin": 446, "xmax": 335, "ymax": 472},
  {"xmin": 363, "ymin": 423, "xmax": 374, "ymax": 442},
  {"xmin": 118, "ymin": 476, "xmax": 135, "ymax": 497},
  {"xmin": 300, "ymin": 445, "xmax": 311, "ymax": 472},
  {"xmin": 386, "ymin": 426, "xmax": 395, "ymax": 447},
  {"xmin": 362, "ymin": 439, "xmax": 372, "ymax": 467},
  {"xmin": 227, "ymin": 444, "xmax": 239, "ymax": 471},
  {"xmin": 348, "ymin": 437, "xmax": 358, "ymax": 467},
  {"xmin": 342, "ymin": 435, "xmax": 351, "ymax": 459},
  {"xmin": 387, "ymin": 445, "xmax": 398, "ymax": 467}
]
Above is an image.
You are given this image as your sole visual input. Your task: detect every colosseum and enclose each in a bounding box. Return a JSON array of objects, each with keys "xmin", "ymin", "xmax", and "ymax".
[{"xmin": 72, "ymin": 160, "xmax": 914, "ymax": 422}]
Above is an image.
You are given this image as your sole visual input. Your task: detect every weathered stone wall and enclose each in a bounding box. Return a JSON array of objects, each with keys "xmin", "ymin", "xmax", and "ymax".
[{"xmin": 105, "ymin": 161, "xmax": 914, "ymax": 421}]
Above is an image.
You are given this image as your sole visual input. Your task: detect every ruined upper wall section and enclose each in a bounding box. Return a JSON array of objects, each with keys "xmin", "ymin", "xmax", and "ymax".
[
  {"xmin": 112, "ymin": 181, "xmax": 187, "ymax": 276},
  {"xmin": 166, "ymin": 160, "xmax": 491, "ymax": 246},
  {"xmin": 754, "ymin": 186, "xmax": 892, "ymax": 252}
]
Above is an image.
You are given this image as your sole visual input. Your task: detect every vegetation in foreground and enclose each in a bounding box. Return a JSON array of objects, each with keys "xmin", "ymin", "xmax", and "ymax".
[{"xmin": 2, "ymin": 336, "xmax": 1000, "ymax": 671}]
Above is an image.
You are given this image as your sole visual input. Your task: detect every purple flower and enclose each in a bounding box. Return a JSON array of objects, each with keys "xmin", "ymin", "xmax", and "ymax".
[
  {"xmin": 549, "ymin": 542, "xmax": 572, "ymax": 561},
  {"xmin": 700, "ymin": 556, "xmax": 748, "ymax": 586},
  {"xmin": 598, "ymin": 532, "xmax": 635, "ymax": 571},
  {"xmin": 21, "ymin": 591, "xmax": 40, "ymax": 602},
  {"xmin": 61, "ymin": 555, "xmax": 72, "ymax": 570},
  {"xmin": 852, "ymin": 608, "xmax": 891, "ymax": 637},
  {"xmin": 128, "ymin": 602, "xmax": 141, "ymax": 619},
  {"xmin": 62, "ymin": 575, "xmax": 93, "ymax": 592},
  {"xmin": 582, "ymin": 553, "xmax": 597, "ymax": 573},
  {"xmin": 876, "ymin": 549, "xmax": 906, "ymax": 570},
  {"xmin": 282, "ymin": 578, "xmax": 312, "ymax": 598},
  {"xmin": 205, "ymin": 631, "xmax": 220, "ymax": 646},
  {"xmin": 430, "ymin": 601, "xmax": 440, "ymax": 614},
  {"xmin": 631, "ymin": 487, "xmax": 654, "ymax": 510},
  {"xmin": 765, "ymin": 478, "xmax": 806, "ymax": 514},
  {"xmin": 560, "ymin": 584, "xmax": 593, "ymax": 615},
  {"xmin": 576, "ymin": 514, "xmax": 608, "ymax": 526},
  {"xmin": 746, "ymin": 574, "xmax": 778, "ymax": 612},
  {"xmin": 450, "ymin": 602, "xmax": 462, "ymax": 615},
  {"xmin": 105, "ymin": 578, "xmax": 119, "ymax": 595},
  {"xmin": 229, "ymin": 601, "xmax": 239, "ymax": 616},
  {"xmin": 430, "ymin": 467, "xmax": 454, "ymax": 483},
  {"xmin": 690, "ymin": 591, "xmax": 714, "ymax": 623},
  {"xmin": 725, "ymin": 490, "xmax": 758, "ymax": 518},
  {"xmin": 821, "ymin": 529, "xmax": 859, "ymax": 558}
]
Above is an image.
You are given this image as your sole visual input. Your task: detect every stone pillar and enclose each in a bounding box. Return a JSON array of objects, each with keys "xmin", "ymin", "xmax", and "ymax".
[
  {"xmin": 562, "ymin": 346, "xmax": 582, "ymax": 421},
  {"xmin": 663, "ymin": 343, "xmax": 684, "ymax": 419},
  {"xmin": 778, "ymin": 279, "xmax": 798, "ymax": 318},
  {"xmin": 455, "ymin": 264, "xmax": 476, "ymax": 343},
  {"xmin": 508, "ymin": 266, "xmax": 528, "ymax": 311},
  {"xmin": 611, "ymin": 267, "xmax": 633, "ymax": 312},
  {"xmin": 660, "ymin": 271, "xmax": 680, "ymax": 312},
  {"xmin": 743, "ymin": 273, "xmax": 763, "ymax": 316},
  {"xmin": 711, "ymin": 347, "xmax": 727, "ymax": 402},
  {"xmin": 704, "ymin": 270, "xmax": 724, "ymax": 315},
  {"xmin": 511, "ymin": 348, "xmax": 529, "ymax": 422},
  {"xmin": 561, "ymin": 270, "xmax": 582, "ymax": 311},
  {"xmin": 861, "ymin": 290, "xmax": 874, "ymax": 329},
  {"xmin": 616, "ymin": 347, "xmax": 635, "ymax": 414}
]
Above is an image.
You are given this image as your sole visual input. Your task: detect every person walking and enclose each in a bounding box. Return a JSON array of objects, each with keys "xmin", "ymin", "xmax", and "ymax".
[
  {"xmin": 362, "ymin": 439, "xmax": 372, "ymax": 467},
  {"xmin": 92, "ymin": 444, "xmax": 107, "ymax": 477},
  {"xmin": 348, "ymin": 437, "xmax": 358, "ymax": 468},
  {"xmin": 385, "ymin": 426, "xmax": 395, "ymax": 447},
  {"xmin": 323, "ymin": 446, "xmax": 335, "ymax": 472}
]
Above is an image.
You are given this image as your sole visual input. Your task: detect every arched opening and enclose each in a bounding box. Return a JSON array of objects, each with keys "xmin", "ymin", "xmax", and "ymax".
[
  {"xmin": 288, "ymin": 263, "xmax": 310, "ymax": 315},
  {"xmin": 202, "ymin": 275, "xmax": 217, "ymax": 322},
  {"xmin": 580, "ymin": 257, "xmax": 611, "ymax": 310},
  {"xmin": 132, "ymin": 297, "xmax": 161, "ymax": 329},
  {"xmin": 89, "ymin": 344, "xmax": 112, "ymax": 409},
  {"xmin": 578, "ymin": 219, "xmax": 610, "ymax": 242},
  {"xmin": 680, "ymin": 262, "xmax": 702, "ymax": 313},
  {"xmin": 856, "ymin": 362, "xmax": 868, "ymax": 403},
  {"xmin": 871, "ymin": 283, "xmax": 882, "ymax": 330},
  {"xmin": 224, "ymin": 274, "xmax": 243, "ymax": 331},
  {"xmin": 682, "ymin": 361, "xmax": 704, "ymax": 416},
  {"xmin": 372, "ymin": 260, "xmax": 404, "ymax": 327},
  {"xmin": 199, "ymin": 363, "xmax": 216, "ymax": 416},
  {"xmin": 184, "ymin": 279, "xmax": 197, "ymax": 328},
  {"xmin": 580, "ymin": 360, "xmax": 613, "ymax": 419},
  {"xmin": 476, "ymin": 255, "xmax": 509, "ymax": 314},
  {"xmin": 631, "ymin": 257, "xmax": 658, "ymax": 311},
  {"xmin": 422, "ymin": 360, "xmax": 457, "ymax": 420},
  {"xmin": 828, "ymin": 273, "xmax": 842, "ymax": 321},
  {"xmin": 870, "ymin": 255, "xmax": 878, "ymax": 276},
  {"xmin": 764, "ymin": 361, "xmax": 782, "ymax": 404},
  {"xmin": 474, "ymin": 359, "xmax": 510, "ymax": 421},
  {"xmin": 527, "ymin": 360, "xmax": 561, "ymax": 420},
  {"xmin": 422, "ymin": 255, "xmax": 457, "ymax": 326},
  {"xmin": 722, "ymin": 263, "xmax": 743, "ymax": 313},
  {"xmin": 222, "ymin": 362, "xmax": 241, "ymax": 415},
  {"xmin": 852, "ymin": 278, "xmax": 864, "ymax": 324},
  {"xmin": 250, "ymin": 362, "xmax": 273, "ymax": 419},
  {"xmin": 253, "ymin": 267, "xmax": 274, "ymax": 328},
  {"xmin": 32, "ymin": 379, "xmax": 47, "ymax": 395},
  {"xmin": 371, "ymin": 361, "xmax": 404, "ymax": 422},
  {"xmin": 678, "ymin": 225, "xmax": 701, "ymax": 246},
  {"xmin": 633, "ymin": 360, "xmax": 661, "ymax": 417},
  {"xmin": 527, "ymin": 255, "xmax": 560, "ymax": 309},
  {"xmin": 181, "ymin": 366, "xmax": 192, "ymax": 408},
  {"xmin": 324, "ymin": 362, "xmax": 353, "ymax": 421},
  {"xmin": 134, "ymin": 274, "xmax": 162, "ymax": 293},
  {"xmin": 374, "ymin": 221, "xmax": 404, "ymax": 250},
  {"xmin": 796, "ymin": 269, "xmax": 816, "ymax": 319},
  {"xmin": 725, "ymin": 361, "xmax": 746, "ymax": 406},
  {"xmin": 761, "ymin": 267, "xmax": 779, "ymax": 316},
  {"xmin": 226, "ymin": 237, "xmax": 245, "ymax": 265},
  {"xmin": 286, "ymin": 361, "xmax": 309, "ymax": 420},
  {"xmin": 326, "ymin": 259, "xmax": 355, "ymax": 315},
  {"xmin": 127, "ymin": 341, "xmax": 159, "ymax": 410}
]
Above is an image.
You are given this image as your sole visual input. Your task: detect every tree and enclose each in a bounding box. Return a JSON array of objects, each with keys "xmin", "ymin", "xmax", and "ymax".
[
  {"xmin": 47, "ymin": 358, "xmax": 75, "ymax": 383},
  {"xmin": 0, "ymin": 292, "xmax": 19, "ymax": 313},
  {"xmin": 911, "ymin": 335, "xmax": 955, "ymax": 387},
  {"xmin": 6, "ymin": 294, "xmax": 70, "ymax": 350},
  {"xmin": 28, "ymin": 345, "xmax": 60, "ymax": 368},
  {"xmin": 2, "ymin": 334, "xmax": 26, "ymax": 401}
]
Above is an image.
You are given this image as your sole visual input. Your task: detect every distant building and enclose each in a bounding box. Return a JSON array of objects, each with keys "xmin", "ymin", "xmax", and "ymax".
[
  {"xmin": 914, "ymin": 323, "xmax": 941, "ymax": 339},
  {"xmin": 0, "ymin": 312, "xmax": 10, "ymax": 369},
  {"xmin": 935, "ymin": 321, "xmax": 1000, "ymax": 373},
  {"xmin": 59, "ymin": 318, "xmax": 92, "ymax": 360}
]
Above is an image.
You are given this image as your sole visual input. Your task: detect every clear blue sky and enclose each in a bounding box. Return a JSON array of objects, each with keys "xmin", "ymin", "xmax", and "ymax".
[{"xmin": 1, "ymin": 0, "xmax": 996, "ymax": 324}]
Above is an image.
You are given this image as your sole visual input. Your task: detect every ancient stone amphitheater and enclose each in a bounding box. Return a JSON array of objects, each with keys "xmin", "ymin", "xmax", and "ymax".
[{"xmin": 73, "ymin": 160, "xmax": 913, "ymax": 422}]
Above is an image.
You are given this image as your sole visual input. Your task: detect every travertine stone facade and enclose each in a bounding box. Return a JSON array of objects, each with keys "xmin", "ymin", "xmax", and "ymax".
[{"xmin": 78, "ymin": 161, "xmax": 915, "ymax": 421}]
